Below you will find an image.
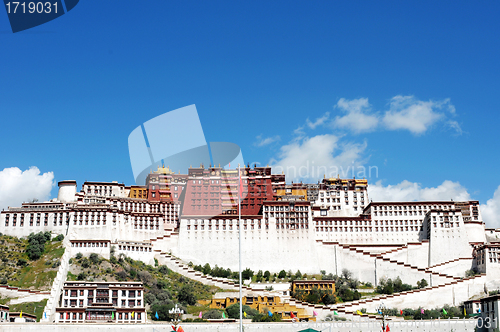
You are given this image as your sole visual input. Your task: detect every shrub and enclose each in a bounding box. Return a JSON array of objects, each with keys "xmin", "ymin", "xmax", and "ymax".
[
  {"xmin": 341, "ymin": 268, "xmax": 352, "ymax": 280},
  {"xmin": 177, "ymin": 285, "xmax": 197, "ymax": 305},
  {"xmin": 416, "ymin": 278, "xmax": 428, "ymax": 289},
  {"xmin": 53, "ymin": 234, "xmax": 64, "ymax": 241},
  {"xmin": 89, "ymin": 253, "xmax": 99, "ymax": 264},
  {"xmin": 466, "ymin": 268, "xmax": 479, "ymax": 277},
  {"xmin": 242, "ymin": 268, "xmax": 254, "ymax": 280},
  {"xmin": 202, "ymin": 263, "xmax": 211, "ymax": 275},
  {"xmin": 138, "ymin": 271, "xmax": 153, "ymax": 285},
  {"xmin": 151, "ymin": 303, "xmax": 176, "ymax": 321},
  {"xmin": 156, "ymin": 279, "xmax": 167, "ymax": 289},
  {"xmin": 17, "ymin": 258, "xmax": 27, "ymax": 267},
  {"xmin": 26, "ymin": 232, "xmax": 50, "ymax": 260},
  {"xmin": 322, "ymin": 273, "xmax": 334, "ymax": 280},
  {"xmin": 251, "ymin": 310, "xmax": 282, "ymax": 322},
  {"xmin": 203, "ymin": 309, "xmax": 222, "ymax": 319},
  {"xmin": 81, "ymin": 258, "xmax": 90, "ymax": 269},
  {"xmin": 158, "ymin": 265, "xmax": 169, "ymax": 274},
  {"xmin": 226, "ymin": 303, "xmax": 259, "ymax": 319},
  {"xmin": 116, "ymin": 270, "xmax": 127, "ymax": 280},
  {"xmin": 77, "ymin": 272, "xmax": 87, "ymax": 280},
  {"xmin": 255, "ymin": 270, "xmax": 263, "ymax": 281},
  {"xmin": 75, "ymin": 253, "xmax": 83, "ymax": 260}
]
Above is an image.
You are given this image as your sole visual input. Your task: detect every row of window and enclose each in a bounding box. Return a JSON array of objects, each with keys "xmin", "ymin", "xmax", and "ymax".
[
  {"xmin": 71, "ymin": 242, "xmax": 108, "ymax": 248},
  {"xmin": 65, "ymin": 289, "xmax": 141, "ymax": 297},
  {"xmin": 264, "ymin": 206, "xmax": 309, "ymax": 212},
  {"xmin": 118, "ymin": 245, "xmax": 152, "ymax": 252},
  {"xmin": 59, "ymin": 312, "xmax": 141, "ymax": 321},
  {"xmin": 316, "ymin": 226, "xmax": 422, "ymax": 232},
  {"xmin": 374, "ymin": 211, "xmax": 424, "ymax": 216},
  {"xmin": 315, "ymin": 220, "xmax": 422, "ymax": 226},
  {"xmin": 64, "ymin": 299, "xmax": 141, "ymax": 307},
  {"xmin": 373, "ymin": 204, "xmax": 451, "ymax": 211}
]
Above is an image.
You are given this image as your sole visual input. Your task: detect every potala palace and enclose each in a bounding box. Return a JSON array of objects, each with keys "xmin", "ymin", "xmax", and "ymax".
[{"xmin": 1, "ymin": 164, "xmax": 500, "ymax": 323}]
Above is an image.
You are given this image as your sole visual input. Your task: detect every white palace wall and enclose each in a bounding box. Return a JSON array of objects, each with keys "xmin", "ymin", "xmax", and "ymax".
[{"xmin": 176, "ymin": 217, "xmax": 320, "ymax": 274}]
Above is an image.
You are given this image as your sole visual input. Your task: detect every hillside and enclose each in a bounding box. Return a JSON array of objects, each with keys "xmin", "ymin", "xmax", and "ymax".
[{"xmin": 0, "ymin": 233, "xmax": 65, "ymax": 290}]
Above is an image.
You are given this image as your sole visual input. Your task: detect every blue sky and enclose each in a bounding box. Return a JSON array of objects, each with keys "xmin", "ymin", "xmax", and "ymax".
[{"xmin": 1, "ymin": 1, "xmax": 500, "ymax": 225}]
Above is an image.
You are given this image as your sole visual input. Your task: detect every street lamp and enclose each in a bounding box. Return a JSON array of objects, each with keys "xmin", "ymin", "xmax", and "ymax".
[
  {"xmin": 169, "ymin": 304, "xmax": 184, "ymax": 330},
  {"xmin": 377, "ymin": 302, "xmax": 387, "ymax": 332}
]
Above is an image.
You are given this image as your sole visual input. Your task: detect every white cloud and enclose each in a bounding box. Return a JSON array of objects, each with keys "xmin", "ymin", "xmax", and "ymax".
[
  {"xmin": 255, "ymin": 135, "xmax": 280, "ymax": 147},
  {"xmin": 306, "ymin": 112, "xmax": 330, "ymax": 129},
  {"xmin": 333, "ymin": 98, "xmax": 379, "ymax": 133},
  {"xmin": 270, "ymin": 134, "xmax": 367, "ymax": 182},
  {"xmin": 368, "ymin": 180, "xmax": 471, "ymax": 202},
  {"xmin": 447, "ymin": 120, "xmax": 463, "ymax": 135},
  {"xmin": 0, "ymin": 167, "xmax": 55, "ymax": 210},
  {"xmin": 382, "ymin": 95, "xmax": 454, "ymax": 134},
  {"xmin": 481, "ymin": 186, "xmax": 500, "ymax": 228}
]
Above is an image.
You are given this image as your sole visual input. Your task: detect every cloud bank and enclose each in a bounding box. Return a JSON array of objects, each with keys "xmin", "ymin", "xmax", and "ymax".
[
  {"xmin": 481, "ymin": 185, "xmax": 500, "ymax": 229},
  {"xmin": 0, "ymin": 167, "xmax": 55, "ymax": 210},
  {"xmin": 270, "ymin": 134, "xmax": 367, "ymax": 182},
  {"xmin": 319, "ymin": 95, "xmax": 461, "ymax": 135},
  {"xmin": 368, "ymin": 180, "xmax": 471, "ymax": 202}
]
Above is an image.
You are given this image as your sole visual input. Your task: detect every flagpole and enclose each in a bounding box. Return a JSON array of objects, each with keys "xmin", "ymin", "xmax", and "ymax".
[{"xmin": 238, "ymin": 164, "xmax": 243, "ymax": 332}]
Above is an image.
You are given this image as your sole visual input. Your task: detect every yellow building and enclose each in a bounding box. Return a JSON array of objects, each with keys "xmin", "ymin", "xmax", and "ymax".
[
  {"xmin": 204, "ymin": 292, "xmax": 315, "ymax": 321},
  {"xmin": 275, "ymin": 183, "xmax": 308, "ymax": 201},
  {"xmin": 291, "ymin": 280, "xmax": 335, "ymax": 293},
  {"xmin": 129, "ymin": 186, "xmax": 148, "ymax": 199}
]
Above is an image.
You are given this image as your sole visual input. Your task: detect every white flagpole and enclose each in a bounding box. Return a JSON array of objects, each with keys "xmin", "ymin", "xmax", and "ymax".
[{"xmin": 238, "ymin": 164, "xmax": 243, "ymax": 332}]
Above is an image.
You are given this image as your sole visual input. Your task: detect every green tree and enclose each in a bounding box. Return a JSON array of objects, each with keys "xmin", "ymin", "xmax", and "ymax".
[
  {"xmin": 89, "ymin": 253, "xmax": 99, "ymax": 264},
  {"xmin": 202, "ymin": 263, "xmax": 211, "ymax": 275},
  {"xmin": 226, "ymin": 303, "xmax": 259, "ymax": 319},
  {"xmin": 158, "ymin": 265, "xmax": 169, "ymax": 274},
  {"xmin": 156, "ymin": 279, "xmax": 167, "ymax": 290},
  {"xmin": 256, "ymin": 270, "xmax": 263, "ymax": 281},
  {"xmin": 177, "ymin": 285, "xmax": 197, "ymax": 305},
  {"xmin": 417, "ymin": 278, "xmax": 428, "ymax": 289},
  {"xmin": 278, "ymin": 270, "xmax": 286, "ymax": 279},
  {"xmin": 203, "ymin": 309, "xmax": 222, "ymax": 319},
  {"xmin": 263, "ymin": 271, "xmax": 271, "ymax": 281},
  {"xmin": 242, "ymin": 268, "xmax": 254, "ymax": 280},
  {"xmin": 53, "ymin": 234, "xmax": 64, "ymax": 241},
  {"xmin": 151, "ymin": 303, "xmax": 176, "ymax": 321},
  {"xmin": 81, "ymin": 258, "xmax": 90, "ymax": 269}
]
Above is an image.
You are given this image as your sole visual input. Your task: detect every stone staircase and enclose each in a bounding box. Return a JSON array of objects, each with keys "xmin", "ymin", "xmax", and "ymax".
[
  {"xmin": 334, "ymin": 242, "xmax": 460, "ymax": 285},
  {"xmin": 331, "ymin": 273, "xmax": 486, "ymax": 313},
  {"xmin": 40, "ymin": 234, "xmax": 72, "ymax": 322}
]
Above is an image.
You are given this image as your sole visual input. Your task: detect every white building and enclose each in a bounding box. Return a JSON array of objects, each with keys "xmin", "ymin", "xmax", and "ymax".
[{"xmin": 55, "ymin": 281, "xmax": 145, "ymax": 324}]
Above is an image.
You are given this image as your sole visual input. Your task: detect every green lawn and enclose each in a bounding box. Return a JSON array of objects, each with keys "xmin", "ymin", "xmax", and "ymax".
[
  {"xmin": 0, "ymin": 234, "xmax": 65, "ymax": 290},
  {"xmin": 8, "ymin": 299, "xmax": 48, "ymax": 322}
]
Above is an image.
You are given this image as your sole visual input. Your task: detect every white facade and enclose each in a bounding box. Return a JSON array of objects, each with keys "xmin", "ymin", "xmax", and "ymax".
[
  {"xmin": 55, "ymin": 281, "xmax": 145, "ymax": 324},
  {"xmin": 0, "ymin": 178, "xmax": 497, "ymax": 299}
]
